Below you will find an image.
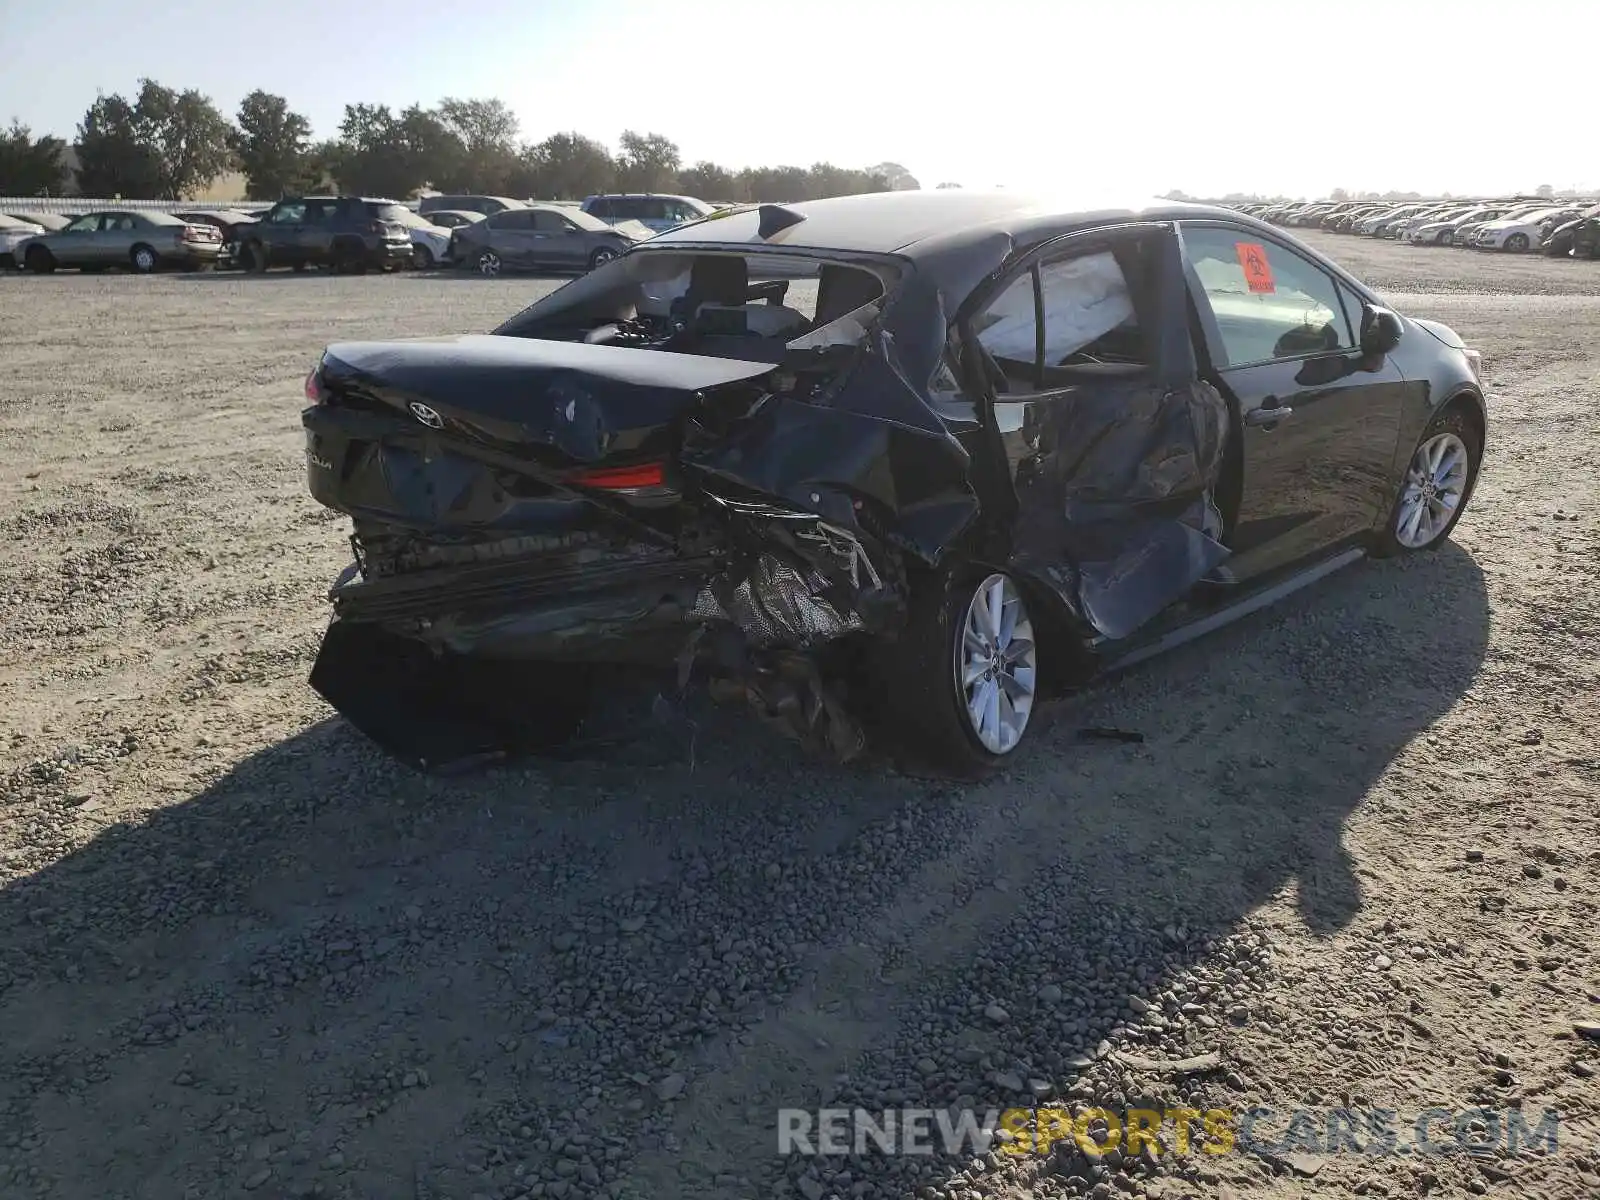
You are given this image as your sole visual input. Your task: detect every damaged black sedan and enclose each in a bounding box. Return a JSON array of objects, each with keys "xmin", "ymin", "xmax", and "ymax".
[{"xmin": 301, "ymin": 191, "xmax": 1487, "ymax": 773}]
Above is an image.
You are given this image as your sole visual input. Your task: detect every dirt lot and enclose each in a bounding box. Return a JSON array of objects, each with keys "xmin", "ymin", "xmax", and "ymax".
[{"xmin": 1, "ymin": 234, "xmax": 1597, "ymax": 1200}]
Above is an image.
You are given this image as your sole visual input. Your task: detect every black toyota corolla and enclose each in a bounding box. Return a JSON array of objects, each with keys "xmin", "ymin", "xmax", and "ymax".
[{"xmin": 300, "ymin": 190, "xmax": 1486, "ymax": 773}]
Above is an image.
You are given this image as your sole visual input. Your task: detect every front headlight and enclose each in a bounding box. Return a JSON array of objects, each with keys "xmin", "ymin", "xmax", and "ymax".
[{"xmin": 1464, "ymin": 348, "xmax": 1483, "ymax": 385}]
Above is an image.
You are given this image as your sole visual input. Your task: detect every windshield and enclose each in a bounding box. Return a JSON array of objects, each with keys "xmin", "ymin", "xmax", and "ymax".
[
  {"xmin": 495, "ymin": 248, "xmax": 900, "ymax": 362},
  {"xmin": 558, "ymin": 207, "xmax": 613, "ymax": 233}
]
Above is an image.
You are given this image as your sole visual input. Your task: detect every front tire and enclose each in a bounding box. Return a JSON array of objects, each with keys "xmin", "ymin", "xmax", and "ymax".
[
  {"xmin": 477, "ymin": 250, "xmax": 501, "ymax": 277},
  {"xmin": 881, "ymin": 568, "xmax": 1040, "ymax": 775},
  {"xmin": 413, "ymin": 245, "xmax": 434, "ymax": 270},
  {"xmin": 1374, "ymin": 407, "xmax": 1481, "ymax": 557},
  {"xmin": 588, "ymin": 245, "xmax": 619, "ymax": 271},
  {"xmin": 243, "ymin": 240, "xmax": 268, "ymax": 273},
  {"xmin": 24, "ymin": 245, "xmax": 54, "ymax": 274},
  {"xmin": 1504, "ymin": 233, "xmax": 1529, "ymax": 253}
]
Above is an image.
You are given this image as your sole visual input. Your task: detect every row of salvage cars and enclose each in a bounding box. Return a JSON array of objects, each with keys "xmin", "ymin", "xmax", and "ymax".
[
  {"xmin": 1237, "ymin": 197, "xmax": 1600, "ymax": 256},
  {"xmin": 0, "ymin": 200, "xmax": 662, "ymax": 276},
  {"xmin": 300, "ymin": 189, "xmax": 1489, "ymax": 776}
]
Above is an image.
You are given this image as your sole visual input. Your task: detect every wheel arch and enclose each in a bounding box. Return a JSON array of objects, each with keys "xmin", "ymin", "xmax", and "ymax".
[{"xmin": 1435, "ymin": 386, "xmax": 1487, "ymax": 504}]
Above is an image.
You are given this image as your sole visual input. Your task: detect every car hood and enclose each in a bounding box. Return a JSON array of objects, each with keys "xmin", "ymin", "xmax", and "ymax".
[{"xmin": 1411, "ymin": 318, "xmax": 1466, "ymax": 350}]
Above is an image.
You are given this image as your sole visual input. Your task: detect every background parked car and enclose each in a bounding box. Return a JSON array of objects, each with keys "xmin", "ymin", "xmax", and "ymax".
[
  {"xmin": 1544, "ymin": 204, "xmax": 1600, "ymax": 256},
  {"xmin": 579, "ymin": 193, "xmax": 713, "ymax": 234},
  {"xmin": 174, "ymin": 209, "xmax": 258, "ymax": 269},
  {"xmin": 19, "ymin": 210, "xmax": 222, "ymax": 274},
  {"xmin": 0, "ymin": 213, "xmax": 44, "ymax": 267},
  {"xmin": 1571, "ymin": 212, "xmax": 1600, "ymax": 259},
  {"xmin": 1405, "ymin": 206, "xmax": 1503, "ymax": 245},
  {"xmin": 450, "ymin": 204, "xmax": 649, "ymax": 275},
  {"xmin": 235, "ymin": 196, "xmax": 414, "ymax": 273},
  {"xmin": 417, "ymin": 194, "xmax": 527, "ymax": 217},
  {"xmin": 422, "ymin": 210, "xmax": 485, "ymax": 231},
  {"xmin": 388, "ymin": 207, "xmax": 454, "ymax": 269},
  {"xmin": 6, "ymin": 210, "xmax": 70, "ymax": 233},
  {"xmin": 1471, "ymin": 206, "xmax": 1581, "ymax": 252},
  {"xmin": 1453, "ymin": 203, "xmax": 1550, "ymax": 246}
]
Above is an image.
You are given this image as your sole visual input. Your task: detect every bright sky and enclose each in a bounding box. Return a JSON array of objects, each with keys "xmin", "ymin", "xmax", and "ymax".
[{"xmin": 3, "ymin": 0, "xmax": 1593, "ymax": 198}]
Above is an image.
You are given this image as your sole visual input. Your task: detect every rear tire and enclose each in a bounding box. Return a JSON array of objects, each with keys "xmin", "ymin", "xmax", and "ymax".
[
  {"xmin": 1373, "ymin": 407, "xmax": 1481, "ymax": 558},
  {"xmin": 130, "ymin": 244, "xmax": 158, "ymax": 274},
  {"xmin": 24, "ymin": 245, "xmax": 54, "ymax": 274},
  {"xmin": 876, "ymin": 566, "xmax": 1041, "ymax": 777}
]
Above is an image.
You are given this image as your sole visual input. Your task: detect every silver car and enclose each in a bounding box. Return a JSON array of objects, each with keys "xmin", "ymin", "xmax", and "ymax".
[{"xmin": 18, "ymin": 210, "xmax": 223, "ymax": 274}]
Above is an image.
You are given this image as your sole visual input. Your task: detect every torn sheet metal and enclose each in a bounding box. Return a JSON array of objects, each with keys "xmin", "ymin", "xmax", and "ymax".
[
  {"xmin": 691, "ymin": 553, "xmax": 864, "ymax": 650},
  {"xmin": 1007, "ymin": 377, "xmax": 1231, "ymax": 642}
]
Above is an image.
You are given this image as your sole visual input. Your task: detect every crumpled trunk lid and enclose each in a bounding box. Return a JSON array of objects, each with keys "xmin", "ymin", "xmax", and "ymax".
[{"xmin": 313, "ymin": 334, "xmax": 775, "ymax": 467}]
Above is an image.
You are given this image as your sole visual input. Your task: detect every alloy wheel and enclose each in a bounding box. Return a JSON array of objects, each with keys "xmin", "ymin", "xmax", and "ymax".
[
  {"xmin": 1395, "ymin": 431, "xmax": 1469, "ymax": 549},
  {"xmin": 132, "ymin": 246, "xmax": 156, "ymax": 273},
  {"xmin": 953, "ymin": 573, "xmax": 1037, "ymax": 755},
  {"xmin": 478, "ymin": 251, "xmax": 500, "ymax": 277}
]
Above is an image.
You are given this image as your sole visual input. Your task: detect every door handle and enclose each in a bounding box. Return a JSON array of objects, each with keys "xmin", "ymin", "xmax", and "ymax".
[{"xmin": 1245, "ymin": 402, "xmax": 1294, "ymax": 427}]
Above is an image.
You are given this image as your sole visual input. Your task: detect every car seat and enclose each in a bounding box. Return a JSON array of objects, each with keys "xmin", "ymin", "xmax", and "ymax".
[{"xmin": 674, "ymin": 255, "xmax": 809, "ymax": 339}]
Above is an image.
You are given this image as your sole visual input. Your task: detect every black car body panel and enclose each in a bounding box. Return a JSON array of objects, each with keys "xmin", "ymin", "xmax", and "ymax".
[
  {"xmin": 1571, "ymin": 218, "xmax": 1600, "ymax": 258},
  {"xmin": 300, "ymin": 191, "xmax": 1485, "ymax": 769}
]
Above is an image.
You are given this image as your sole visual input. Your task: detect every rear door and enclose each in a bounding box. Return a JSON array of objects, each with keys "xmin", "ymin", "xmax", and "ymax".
[
  {"xmin": 487, "ymin": 209, "xmax": 536, "ymax": 266},
  {"xmin": 1178, "ymin": 221, "xmax": 1408, "ymax": 580},
  {"xmin": 956, "ymin": 222, "xmax": 1229, "ymax": 639},
  {"xmin": 300, "ymin": 200, "xmax": 339, "ymax": 262},
  {"xmin": 529, "ymin": 208, "xmax": 582, "ymax": 268},
  {"xmin": 97, "ymin": 212, "xmax": 140, "ymax": 263}
]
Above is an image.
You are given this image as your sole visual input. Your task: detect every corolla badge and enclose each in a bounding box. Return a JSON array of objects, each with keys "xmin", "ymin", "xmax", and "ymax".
[{"xmin": 408, "ymin": 401, "xmax": 444, "ymax": 429}]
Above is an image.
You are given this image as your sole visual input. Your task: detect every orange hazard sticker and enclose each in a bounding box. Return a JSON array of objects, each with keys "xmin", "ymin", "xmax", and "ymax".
[{"xmin": 1235, "ymin": 242, "xmax": 1275, "ymax": 293}]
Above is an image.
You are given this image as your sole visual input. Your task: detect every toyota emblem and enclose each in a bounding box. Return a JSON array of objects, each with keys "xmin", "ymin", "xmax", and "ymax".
[{"xmin": 408, "ymin": 401, "xmax": 444, "ymax": 429}]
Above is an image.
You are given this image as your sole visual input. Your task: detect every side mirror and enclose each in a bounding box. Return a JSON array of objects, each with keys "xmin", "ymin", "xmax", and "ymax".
[{"xmin": 1361, "ymin": 304, "xmax": 1403, "ymax": 356}]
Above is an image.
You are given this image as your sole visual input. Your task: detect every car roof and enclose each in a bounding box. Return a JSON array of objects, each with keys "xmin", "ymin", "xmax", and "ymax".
[
  {"xmin": 646, "ymin": 189, "xmax": 1286, "ymax": 310},
  {"xmin": 588, "ymin": 193, "xmax": 704, "ymax": 203},
  {"xmin": 648, "ymin": 188, "xmax": 1227, "ymax": 257}
]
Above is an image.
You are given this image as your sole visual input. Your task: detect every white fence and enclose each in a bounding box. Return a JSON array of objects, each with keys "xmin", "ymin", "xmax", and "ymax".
[{"xmin": 0, "ymin": 197, "xmax": 251, "ymax": 217}]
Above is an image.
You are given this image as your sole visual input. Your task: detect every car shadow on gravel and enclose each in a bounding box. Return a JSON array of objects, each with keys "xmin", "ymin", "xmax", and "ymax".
[{"xmin": 0, "ymin": 545, "xmax": 1490, "ymax": 1200}]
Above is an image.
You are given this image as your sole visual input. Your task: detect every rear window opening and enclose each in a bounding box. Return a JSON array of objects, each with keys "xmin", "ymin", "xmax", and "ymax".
[{"xmin": 494, "ymin": 251, "xmax": 896, "ymax": 363}]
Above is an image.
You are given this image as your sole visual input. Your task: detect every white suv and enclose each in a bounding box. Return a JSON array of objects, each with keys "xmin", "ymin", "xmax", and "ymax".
[{"xmin": 580, "ymin": 194, "xmax": 713, "ymax": 234}]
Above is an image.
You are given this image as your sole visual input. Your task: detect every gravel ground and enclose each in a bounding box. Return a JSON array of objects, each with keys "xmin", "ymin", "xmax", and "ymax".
[{"xmin": 1, "ymin": 235, "xmax": 1597, "ymax": 1200}]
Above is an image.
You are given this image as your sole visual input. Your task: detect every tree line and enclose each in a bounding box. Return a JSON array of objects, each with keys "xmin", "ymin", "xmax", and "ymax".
[{"xmin": 0, "ymin": 81, "xmax": 922, "ymax": 203}]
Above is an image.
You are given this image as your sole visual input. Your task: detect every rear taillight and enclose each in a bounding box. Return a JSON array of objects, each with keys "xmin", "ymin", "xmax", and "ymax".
[
  {"xmin": 568, "ymin": 461, "xmax": 677, "ymax": 501},
  {"xmin": 571, "ymin": 463, "xmax": 665, "ymax": 490},
  {"xmin": 304, "ymin": 364, "xmax": 325, "ymax": 403}
]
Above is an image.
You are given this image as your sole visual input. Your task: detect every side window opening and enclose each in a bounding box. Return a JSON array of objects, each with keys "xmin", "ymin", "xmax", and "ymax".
[
  {"xmin": 971, "ymin": 244, "xmax": 1149, "ymax": 395},
  {"xmin": 1181, "ymin": 226, "xmax": 1354, "ymax": 367}
]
